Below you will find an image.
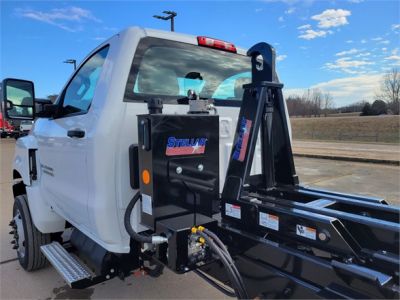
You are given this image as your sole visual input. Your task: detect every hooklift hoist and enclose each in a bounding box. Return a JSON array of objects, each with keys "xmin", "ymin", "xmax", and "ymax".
[
  {"xmin": 31, "ymin": 42, "xmax": 399, "ymax": 299},
  {"xmin": 124, "ymin": 42, "xmax": 399, "ymax": 299}
]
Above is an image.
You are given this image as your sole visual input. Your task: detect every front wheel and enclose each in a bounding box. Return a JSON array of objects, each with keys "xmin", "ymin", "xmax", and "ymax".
[{"xmin": 11, "ymin": 194, "xmax": 51, "ymax": 271}]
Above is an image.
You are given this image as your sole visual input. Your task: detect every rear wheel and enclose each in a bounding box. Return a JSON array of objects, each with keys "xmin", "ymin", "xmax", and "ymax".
[{"xmin": 11, "ymin": 194, "xmax": 50, "ymax": 271}]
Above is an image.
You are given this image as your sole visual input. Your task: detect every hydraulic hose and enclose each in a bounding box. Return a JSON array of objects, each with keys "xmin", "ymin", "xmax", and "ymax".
[
  {"xmin": 124, "ymin": 192, "xmax": 167, "ymax": 244},
  {"xmin": 197, "ymin": 230, "xmax": 248, "ymax": 299},
  {"xmin": 203, "ymin": 229, "xmax": 247, "ymax": 292},
  {"xmin": 200, "ymin": 232, "xmax": 242, "ymax": 298},
  {"xmin": 194, "ymin": 269, "xmax": 236, "ymax": 298}
]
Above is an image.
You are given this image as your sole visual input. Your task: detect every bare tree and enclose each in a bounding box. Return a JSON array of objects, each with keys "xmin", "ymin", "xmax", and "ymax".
[
  {"xmin": 286, "ymin": 95, "xmax": 303, "ymax": 116},
  {"xmin": 302, "ymin": 89, "xmax": 314, "ymax": 117},
  {"xmin": 322, "ymin": 92, "xmax": 334, "ymax": 117},
  {"xmin": 285, "ymin": 90, "xmax": 334, "ymax": 117},
  {"xmin": 311, "ymin": 89, "xmax": 322, "ymax": 117},
  {"xmin": 378, "ymin": 68, "xmax": 399, "ymax": 114}
]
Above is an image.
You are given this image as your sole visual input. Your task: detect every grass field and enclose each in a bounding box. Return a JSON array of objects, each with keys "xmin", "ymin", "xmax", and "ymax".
[
  {"xmin": 291, "ymin": 115, "xmax": 400, "ymax": 143},
  {"xmin": 326, "ymin": 112, "xmax": 361, "ymax": 118}
]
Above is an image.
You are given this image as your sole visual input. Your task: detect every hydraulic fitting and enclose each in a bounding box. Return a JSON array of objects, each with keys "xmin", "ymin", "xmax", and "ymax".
[{"xmin": 151, "ymin": 236, "xmax": 168, "ymax": 245}]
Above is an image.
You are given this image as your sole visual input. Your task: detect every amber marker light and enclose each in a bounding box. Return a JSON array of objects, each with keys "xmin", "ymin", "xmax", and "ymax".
[{"xmin": 142, "ymin": 169, "xmax": 150, "ymax": 185}]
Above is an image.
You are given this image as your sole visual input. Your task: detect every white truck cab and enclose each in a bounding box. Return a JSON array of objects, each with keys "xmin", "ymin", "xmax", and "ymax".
[
  {"xmin": 4, "ymin": 27, "xmax": 399, "ymax": 299},
  {"xmin": 4, "ymin": 27, "xmax": 262, "ymax": 272}
]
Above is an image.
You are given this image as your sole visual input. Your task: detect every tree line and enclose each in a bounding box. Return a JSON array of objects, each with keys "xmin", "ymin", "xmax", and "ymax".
[
  {"xmin": 285, "ymin": 68, "xmax": 399, "ymax": 117},
  {"xmin": 286, "ymin": 89, "xmax": 334, "ymax": 117}
]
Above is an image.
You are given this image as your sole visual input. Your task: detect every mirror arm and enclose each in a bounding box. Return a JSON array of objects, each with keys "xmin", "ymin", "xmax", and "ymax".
[{"xmin": 5, "ymin": 100, "xmax": 14, "ymax": 110}]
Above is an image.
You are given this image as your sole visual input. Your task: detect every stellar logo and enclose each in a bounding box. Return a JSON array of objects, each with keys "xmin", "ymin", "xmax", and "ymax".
[
  {"xmin": 232, "ymin": 117, "xmax": 252, "ymax": 162},
  {"xmin": 166, "ymin": 137, "xmax": 207, "ymax": 156}
]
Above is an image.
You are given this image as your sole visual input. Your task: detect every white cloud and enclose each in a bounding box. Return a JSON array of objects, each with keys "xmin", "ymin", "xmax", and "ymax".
[
  {"xmin": 263, "ymin": 0, "xmax": 313, "ymax": 4},
  {"xmin": 335, "ymin": 48, "xmax": 360, "ymax": 56},
  {"xmin": 311, "ymin": 9, "xmax": 351, "ymax": 28},
  {"xmin": 283, "ymin": 88, "xmax": 306, "ymax": 97},
  {"xmin": 298, "ymin": 29, "xmax": 329, "ymax": 40},
  {"xmin": 297, "ymin": 24, "xmax": 311, "ymax": 30},
  {"xmin": 382, "ymin": 48, "xmax": 388, "ymax": 52},
  {"xmin": 324, "ymin": 57, "xmax": 373, "ymax": 74},
  {"xmin": 379, "ymin": 40, "xmax": 390, "ymax": 45},
  {"xmin": 278, "ymin": 16, "xmax": 285, "ymax": 22},
  {"xmin": 355, "ymin": 52, "xmax": 371, "ymax": 58},
  {"xmin": 16, "ymin": 6, "xmax": 100, "ymax": 32},
  {"xmin": 392, "ymin": 24, "xmax": 400, "ymax": 31},
  {"xmin": 277, "ymin": 54, "xmax": 287, "ymax": 61},
  {"xmin": 346, "ymin": 40, "xmax": 354, "ymax": 43},
  {"xmin": 255, "ymin": 8, "xmax": 263, "ymax": 13},
  {"xmin": 348, "ymin": 0, "xmax": 364, "ymax": 3},
  {"xmin": 371, "ymin": 37, "xmax": 383, "ymax": 41},
  {"xmin": 284, "ymin": 74, "xmax": 382, "ymax": 106},
  {"xmin": 360, "ymin": 39, "xmax": 367, "ymax": 44},
  {"xmin": 389, "ymin": 61, "xmax": 400, "ymax": 67},
  {"xmin": 285, "ymin": 7, "xmax": 296, "ymax": 14},
  {"xmin": 385, "ymin": 55, "xmax": 400, "ymax": 61}
]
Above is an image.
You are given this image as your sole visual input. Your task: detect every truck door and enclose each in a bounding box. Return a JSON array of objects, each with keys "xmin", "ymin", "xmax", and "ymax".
[{"xmin": 35, "ymin": 46, "xmax": 109, "ymax": 228}]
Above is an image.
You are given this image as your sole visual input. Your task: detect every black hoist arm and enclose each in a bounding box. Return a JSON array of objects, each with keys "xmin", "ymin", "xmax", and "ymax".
[{"xmin": 222, "ymin": 42, "xmax": 298, "ymax": 203}]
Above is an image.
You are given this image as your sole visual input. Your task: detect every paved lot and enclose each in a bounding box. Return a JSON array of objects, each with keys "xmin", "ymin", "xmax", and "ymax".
[
  {"xmin": 0, "ymin": 139, "xmax": 399, "ymax": 299},
  {"xmin": 292, "ymin": 140, "xmax": 400, "ymax": 164}
]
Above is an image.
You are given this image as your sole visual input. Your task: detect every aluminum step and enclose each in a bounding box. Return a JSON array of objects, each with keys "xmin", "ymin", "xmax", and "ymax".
[{"xmin": 41, "ymin": 242, "xmax": 92, "ymax": 287}]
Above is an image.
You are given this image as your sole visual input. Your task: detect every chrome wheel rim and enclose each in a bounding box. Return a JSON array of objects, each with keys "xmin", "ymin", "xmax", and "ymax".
[{"xmin": 13, "ymin": 209, "xmax": 26, "ymax": 258}]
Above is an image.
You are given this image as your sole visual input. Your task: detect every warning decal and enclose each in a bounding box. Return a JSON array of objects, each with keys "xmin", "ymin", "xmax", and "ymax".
[
  {"xmin": 259, "ymin": 212, "xmax": 279, "ymax": 231},
  {"xmin": 225, "ymin": 203, "xmax": 241, "ymax": 219},
  {"xmin": 296, "ymin": 224, "xmax": 316, "ymax": 240}
]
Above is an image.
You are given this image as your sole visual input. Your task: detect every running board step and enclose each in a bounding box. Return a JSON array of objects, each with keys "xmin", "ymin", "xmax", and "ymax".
[{"xmin": 41, "ymin": 242, "xmax": 92, "ymax": 288}]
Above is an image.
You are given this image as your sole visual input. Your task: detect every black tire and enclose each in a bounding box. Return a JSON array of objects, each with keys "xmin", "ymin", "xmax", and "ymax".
[{"xmin": 12, "ymin": 194, "xmax": 51, "ymax": 271}]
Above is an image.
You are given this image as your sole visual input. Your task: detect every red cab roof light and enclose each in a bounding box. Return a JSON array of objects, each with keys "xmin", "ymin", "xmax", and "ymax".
[{"xmin": 197, "ymin": 36, "xmax": 237, "ymax": 53}]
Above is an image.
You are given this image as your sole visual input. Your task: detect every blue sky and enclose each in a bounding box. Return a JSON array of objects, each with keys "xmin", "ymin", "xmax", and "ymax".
[{"xmin": 1, "ymin": 0, "xmax": 399, "ymax": 106}]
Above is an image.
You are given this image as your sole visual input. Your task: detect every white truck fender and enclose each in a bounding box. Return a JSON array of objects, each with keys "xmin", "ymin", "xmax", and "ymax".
[
  {"xmin": 13, "ymin": 135, "xmax": 37, "ymax": 185},
  {"xmin": 13, "ymin": 135, "xmax": 65, "ymax": 233}
]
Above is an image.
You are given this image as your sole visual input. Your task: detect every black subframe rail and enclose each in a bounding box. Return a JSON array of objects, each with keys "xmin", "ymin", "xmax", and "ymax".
[
  {"xmin": 201, "ymin": 224, "xmax": 399, "ymax": 299},
  {"xmin": 208, "ymin": 42, "xmax": 400, "ymax": 299}
]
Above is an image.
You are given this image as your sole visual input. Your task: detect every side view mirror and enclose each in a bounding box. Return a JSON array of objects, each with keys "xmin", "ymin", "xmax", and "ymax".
[{"xmin": 1, "ymin": 78, "xmax": 35, "ymax": 120}]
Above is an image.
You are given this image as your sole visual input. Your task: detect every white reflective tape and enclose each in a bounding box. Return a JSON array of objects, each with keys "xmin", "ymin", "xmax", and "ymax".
[{"xmin": 142, "ymin": 194, "xmax": 152, "ymax": 215}]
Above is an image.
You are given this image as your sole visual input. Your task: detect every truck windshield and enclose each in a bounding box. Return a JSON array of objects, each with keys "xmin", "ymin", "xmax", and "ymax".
[{"xmin": 125, "ymin": 38, "xmax": 251, "ymax": 106}]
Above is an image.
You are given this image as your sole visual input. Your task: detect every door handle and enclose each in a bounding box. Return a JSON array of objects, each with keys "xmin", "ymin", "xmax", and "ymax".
[{"xmin": 67, "ymin": 129, "xmax": 85, "ymax": 138}]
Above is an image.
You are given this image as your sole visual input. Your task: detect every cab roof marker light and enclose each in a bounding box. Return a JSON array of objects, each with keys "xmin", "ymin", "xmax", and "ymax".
[{"xmin": 197, "ymin": 36, "xmax": 237, "ymax": 53}]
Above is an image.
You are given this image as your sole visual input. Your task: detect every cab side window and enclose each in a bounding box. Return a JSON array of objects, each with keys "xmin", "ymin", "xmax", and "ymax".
[{"xmin": 60, "ymin": 46, "xmax": 109, "ymax": 116}]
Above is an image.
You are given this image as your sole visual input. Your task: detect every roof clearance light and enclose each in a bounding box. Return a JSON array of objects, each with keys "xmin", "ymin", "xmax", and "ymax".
[{"xmin": 197, "ymin": 36, "xmax": 237, "ymax": 53}]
